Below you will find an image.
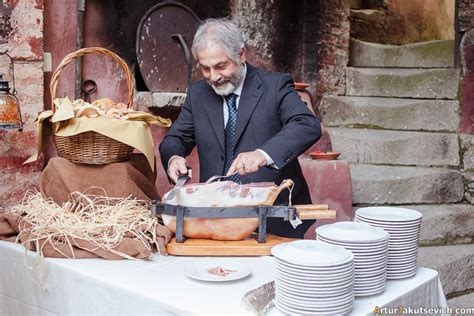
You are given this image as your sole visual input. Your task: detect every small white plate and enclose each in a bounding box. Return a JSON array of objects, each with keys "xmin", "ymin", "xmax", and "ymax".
[
  {"xmin": 316, "ymin": 221, "xmax": 389, "ymax": 243},
  {"xmin": 276, "ymin": 257, "xmax": 354, "ymax": 271},
  {"xmin": 271, "ymin": 240, "xmax": 354, "ymax": 266},
  {"xmin": 184, "ymin": 260, "xmax": 250, "ymax": 282},
  {"xmin": 356, "ymin": 207, "xmax": 422, "ymax": 222},
  {"xmin": 318, "ymin": 235, "xmax": 389, "ymax": 246}
]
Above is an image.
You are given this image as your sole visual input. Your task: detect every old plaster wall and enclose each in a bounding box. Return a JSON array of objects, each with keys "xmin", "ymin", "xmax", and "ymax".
[
  {"xmin": 350, "ymin": 0, "xmax": 455, "ymax": 45},
  {"xmin": 0, "ymin": 0, "xmax": 43, "ymax": 209},
  {"xmin": 230, "ymin": 0, "xmax": 350, "ymax": 113}
]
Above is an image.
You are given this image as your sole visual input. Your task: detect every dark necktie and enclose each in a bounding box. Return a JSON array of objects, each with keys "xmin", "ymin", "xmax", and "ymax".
[{"xmin": 224, "ymin": 93, "xmax": 240, "ymax": 183}]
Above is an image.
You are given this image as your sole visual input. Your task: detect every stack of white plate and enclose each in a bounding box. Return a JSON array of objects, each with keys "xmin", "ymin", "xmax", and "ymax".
[
  {"xmin": 271, "ymin": 240, "xmax": 354, "ymax": 315},
  {"xmin": 355, "ymin": 207, "xmax": 422, "ymax": 279},
  {"xmin": 316, "ymin": 221, "xmax": 389, "ymax": 296}
]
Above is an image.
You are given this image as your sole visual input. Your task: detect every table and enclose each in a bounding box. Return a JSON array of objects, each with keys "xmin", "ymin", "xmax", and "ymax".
[{"xmin": 0, "ymin": 241, "xmax": 447, "ymax": 315}]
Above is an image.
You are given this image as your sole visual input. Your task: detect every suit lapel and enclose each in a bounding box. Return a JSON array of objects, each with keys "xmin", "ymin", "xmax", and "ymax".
[
  {"xmin": 235, "ymin": 64, "xmax": 263, "ymax": 145},
  {"xmin": 203, "ymin": 88, "xmax": 225, "ymax": 152}
]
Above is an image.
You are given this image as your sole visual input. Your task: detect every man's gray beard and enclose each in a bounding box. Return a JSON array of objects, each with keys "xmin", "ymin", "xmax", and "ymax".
[{"xmin": 208, "ymin": 63, "xmax": 245, "ymax": 96}]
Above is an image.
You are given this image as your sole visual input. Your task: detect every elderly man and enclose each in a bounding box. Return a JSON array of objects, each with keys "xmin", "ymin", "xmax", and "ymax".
[{"xmin": 159, "ymin": 18, "xmax": 321, "ymax": 238}]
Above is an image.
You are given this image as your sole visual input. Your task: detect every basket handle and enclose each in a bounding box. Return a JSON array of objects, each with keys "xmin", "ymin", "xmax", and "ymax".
[{"xmin": 50, "ymin": 47, "xmax": 135, "ymax": 113}]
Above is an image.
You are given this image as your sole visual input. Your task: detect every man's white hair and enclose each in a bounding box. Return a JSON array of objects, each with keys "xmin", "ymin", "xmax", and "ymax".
[{"xmin": 192, "ymin": 18, "xmax": 245, "ymax": 63}]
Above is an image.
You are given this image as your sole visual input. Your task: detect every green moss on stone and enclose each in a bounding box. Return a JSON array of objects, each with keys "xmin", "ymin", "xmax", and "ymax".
[
  {"xmin": 347, "ymin": 123, "xmax": 385, "ymax": 130},
  {"xmin": 412, "ymin": 40, "xmax": 454, "ymax": 62}
]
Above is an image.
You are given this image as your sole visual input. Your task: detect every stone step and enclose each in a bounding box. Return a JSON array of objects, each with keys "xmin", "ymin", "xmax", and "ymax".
[
  {"xmin": 320, "ymin": 96, "xmax": 460, "ymax": 132},
  {"xmin": 355, "ymin": 204, "xmax": 474, "ymax": 245},
  {"xmin": 448, "ymin": 292, "xmax": 474, "ymax": 310},
  {"xmin": 328, "ymin": 128, "xmax": 460, "ymax": 167},
  {"xmin": 351, "ymin": 164, "xmax": 464, "ymax": 204},
  {"xmin": 418, "ymin": 244, "xmax": 474, "ymax": 296},
  {"xmin": 350, "ymin": 39, "xmax": 455, "ymax": 68},
  {"xmin": 346, "ymin": 67, "xmax": 460, "ymax": 99}
]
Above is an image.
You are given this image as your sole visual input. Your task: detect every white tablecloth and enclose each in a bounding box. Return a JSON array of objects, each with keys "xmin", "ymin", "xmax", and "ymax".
[{"xmin": 0, "ymin": 241, "xmax": 447, "ymax": 315}]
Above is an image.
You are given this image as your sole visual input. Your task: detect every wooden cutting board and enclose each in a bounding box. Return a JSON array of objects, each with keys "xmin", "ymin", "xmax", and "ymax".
[{"xmin": 167, "ymin": 234, "xmax": 297, "ymax": 256}]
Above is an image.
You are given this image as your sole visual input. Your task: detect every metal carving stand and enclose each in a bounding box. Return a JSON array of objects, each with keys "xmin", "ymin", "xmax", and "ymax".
[{"xmin": 152, "ymin": 202, "xmax": 298, "ymax": 243}]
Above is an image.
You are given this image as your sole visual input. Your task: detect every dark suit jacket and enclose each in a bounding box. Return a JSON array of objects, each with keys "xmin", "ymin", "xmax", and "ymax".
[{"xmin": 159, "ymin": 64, "xmax": 321, "ymax": 236}]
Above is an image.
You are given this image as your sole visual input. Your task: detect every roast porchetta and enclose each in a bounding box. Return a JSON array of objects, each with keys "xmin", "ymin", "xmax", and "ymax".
[{"xmin": 161, "ymin": 180, "xmax": 293, "ymax": 241}]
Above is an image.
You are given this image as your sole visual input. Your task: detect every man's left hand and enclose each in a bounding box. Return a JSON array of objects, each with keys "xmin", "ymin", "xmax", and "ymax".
[{"xmin": 226, "ymin": 150, "xmax": 267, "ymax": 176}]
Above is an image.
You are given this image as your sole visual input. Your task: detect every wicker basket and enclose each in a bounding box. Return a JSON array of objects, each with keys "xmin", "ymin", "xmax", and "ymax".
[{"xmin": 50, "ymin": 47, "xmax": 135, "ymax": 164}]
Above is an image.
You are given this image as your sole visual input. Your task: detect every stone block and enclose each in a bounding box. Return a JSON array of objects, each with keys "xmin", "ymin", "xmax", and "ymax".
[
  {"xmin": 461, "ymin": 134, "xmax": 474, "ymax": 171},
  {"xmin": 418, "ymin": 244, "xmax": 474, "ymax": 296},
  {"xmin": 463, "ymin": 172, "xmax": 474, "ymax": 204},
  {"xmin": 350, "ymin": 39, "xmax": 454, "ymax": 68},
  {"xmin": 321, "ymin": 96, "xmax": 460, "ymax": 132},
  {"xmin": 329, "ymin": 128, "xmax": 459, "ymax": 166},
  {"xmin": 448, "ymin": 293, "xmax": 474, "ymax": 310},
  {"xmin": 460, "ymin": 29, "xmax": 474, "ymax": 134},
  {"xmin": 135, "ymin": 92, "xmax": 186, "ymax": 122},
  {"xmin": 398, "ymin": 204, "xmax": 474, "ymax": 245},
  {"xmin": 346, "ymin": 67, "xmax": 460, "ymax": 99},
  {"xmin": 351, "ymin": 164, "xmax": 465, "ymax": 204}
]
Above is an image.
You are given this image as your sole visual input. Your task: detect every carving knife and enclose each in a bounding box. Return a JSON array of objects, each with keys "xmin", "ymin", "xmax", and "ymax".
[{"xmin": 165, "ymin": 168, "xmax": 190, "ymax": 201}]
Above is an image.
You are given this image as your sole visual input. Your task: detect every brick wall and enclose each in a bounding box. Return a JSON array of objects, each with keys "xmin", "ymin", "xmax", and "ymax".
[
  {"xmin": 313, "ymin": 0, "xmax": 350, "ymax": 112},
  {"xmin": 459, "ymin": 0, "xmax": 474, "ymax": 33},
  {"xmin": 0, "ymin": 1, "xmax": 44, "ymax": 209}
]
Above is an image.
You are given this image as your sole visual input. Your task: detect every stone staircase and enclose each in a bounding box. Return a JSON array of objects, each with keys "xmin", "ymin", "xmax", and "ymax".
[{"xmin": 321, "ymin": 39, "xmax": 474, "ymax": 304}]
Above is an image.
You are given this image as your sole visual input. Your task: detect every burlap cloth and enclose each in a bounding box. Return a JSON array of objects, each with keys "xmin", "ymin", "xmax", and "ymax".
[
  {"xmin": 0, "ymin": 154, "xmax": 173, "ymax": 259},
  {"xmin": 40, "ymin": 154, "xmax": 160, "ymax": 204}
]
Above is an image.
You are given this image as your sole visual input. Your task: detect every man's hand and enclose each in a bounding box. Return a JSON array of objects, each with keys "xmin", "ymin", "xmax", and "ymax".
[
  {"xmin": 226, "ymin": 150, "xmax": 267, "ymax": 176},
  {"xmin": 168, "ymin": 156, "xmax": 191, "ymax": 183}
]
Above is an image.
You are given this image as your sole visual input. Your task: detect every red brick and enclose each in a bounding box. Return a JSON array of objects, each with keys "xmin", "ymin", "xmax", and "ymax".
[
  {"xmin": 27, "ymin": 36, "xmax": 43, "ymax": 58},
  {"xmin": 0, "ymin": 130, "xmax": 38, "ymax": 156},
  {"xmin": 0, "ymin": 170, "xmax": 41, "ymax": 209}
]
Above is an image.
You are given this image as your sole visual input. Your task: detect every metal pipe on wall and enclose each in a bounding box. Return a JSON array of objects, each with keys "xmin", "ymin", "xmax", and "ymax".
[{"xmin": 75, "ymin": 0, "xmax": 85, "ymax": 99}]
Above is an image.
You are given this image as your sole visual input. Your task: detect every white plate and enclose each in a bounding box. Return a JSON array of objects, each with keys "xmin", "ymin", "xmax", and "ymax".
[
  {"xmin": 356, "ymin": 219, "xmax": 421, "ymax": 229},
  {"xmin": 353, "ymin": 253, "xmax": 387, "ymax": 261},
  {"xmin": 388, "ymin": 244, "xmax": 419, "ymax": 252},
  {"xmin": 355, "ymin": 268, "xmax": 386, "ymax": 278},
  {"xmin": 271, "ymin": 240, "xmax": 353, "ymax": 266},
  {"xmin": 276, "ymin": 281, "xmax": 353, "ymax": 297},
  {"xmin": 355, "ymin": 276, "xmax": 386, "ymax": 286},
  {"xmin": 276, "ymin": 257, "xmax": 354, "ymax": 272},
  {"xmin": 276, "ymin": 275, "xmax": 353, "ymax": 288},
  {"xmin": 317, "ymin": 236, "xmax": 389, "ymax": 248},
  {"xmin": 276, "ymin": 287, "xmax": 353, "ymax": 303},
  {"xmin": 276, "ymin": 271, "xmax": 354, "ymax": 286},
  {"xmin": 354, "ymin": 281, "xmax": 386, "ymax": 291},
  {"xmin": 387, "ymin": 271, "xmax": 417, "ymax": 279},
  {"xmin": 316, "ymin": 221, "xmax": 389, "ymax": 242},
  {"xmin": 355, "ymin": 215, "xmax": 421, "ymax": 226},
  {"xmin": 387, "ymin": 260, "xmax": 418, "ymax": 268},
  {"xmin": 184, "ymin": 260, "xmax": 250, "ymax": 282},
  {"xmin": 276, "ymin": 290, "xmax": 354, "ymax": 308},
  {"xmin": 275, "ymin": 299, "xmax": 354, "ymax": 315},
  {"xmin": 355, "ymin": 286, "xmax": 386, "ymax": 297},
  {"xmin": 388, "ymin": 235, "xmax": 420, "ymax": 241},
  {"xmin": 354, "ymin": 284, "xmax": 387, "ymax": 295},
  {"xmin": 356, "ymin": 207, "xmax": 422, "ymax": 222}
]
